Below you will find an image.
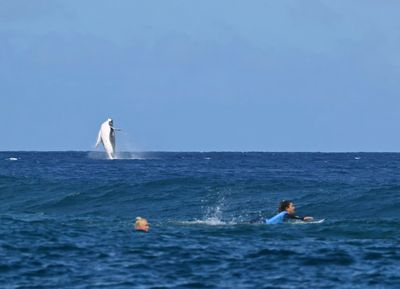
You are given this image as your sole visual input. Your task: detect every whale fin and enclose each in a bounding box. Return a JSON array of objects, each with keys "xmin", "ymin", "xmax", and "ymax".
[
  {"xmin": 95, "ymin": 129, "xmax": 102, "ymax": 147},
  {"xmin": 110, "ymin": 126, "xmax": 122, "ymax": 131}
]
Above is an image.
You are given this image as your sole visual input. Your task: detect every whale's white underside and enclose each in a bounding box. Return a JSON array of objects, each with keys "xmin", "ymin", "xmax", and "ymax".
[{"xmin": 96, "ymin": 120, "xmax": 116, "ymax": 159}]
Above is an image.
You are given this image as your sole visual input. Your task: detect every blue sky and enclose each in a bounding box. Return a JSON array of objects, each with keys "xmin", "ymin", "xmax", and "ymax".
[{"xmin": 1, "ymin": 0, "xmax": 400, "ymax": 151}]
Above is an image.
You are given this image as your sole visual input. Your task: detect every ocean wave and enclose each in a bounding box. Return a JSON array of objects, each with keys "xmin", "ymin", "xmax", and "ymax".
[{"xmin": 1, "ymin": 152, "xmax": 400, "ymax": 222}]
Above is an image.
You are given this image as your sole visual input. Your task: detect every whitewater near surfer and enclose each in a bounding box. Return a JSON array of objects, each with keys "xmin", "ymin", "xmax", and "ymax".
[{"xmin": 95, "ymin": 118, "xmax": 121, "ymax": 159}]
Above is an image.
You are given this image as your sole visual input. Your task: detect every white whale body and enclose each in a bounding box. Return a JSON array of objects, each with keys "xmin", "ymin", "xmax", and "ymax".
[{"xmin": 95, "ymin": 118, "xmax": 120, "ymax": 159}]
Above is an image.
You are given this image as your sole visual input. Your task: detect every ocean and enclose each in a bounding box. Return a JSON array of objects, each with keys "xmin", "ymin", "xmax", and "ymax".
[{"xmin": 0, "ymin": 152, "xmax": 399, "ymax": 288}]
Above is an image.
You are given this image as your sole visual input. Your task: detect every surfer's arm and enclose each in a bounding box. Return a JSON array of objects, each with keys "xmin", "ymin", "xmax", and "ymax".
[
  {"xmin": 286, "ymin": 214, "xmax": 313, "ymax": 221},
  {"xmin": 286, "ymin": 214, "xmax": 304, "ymax": 220}
]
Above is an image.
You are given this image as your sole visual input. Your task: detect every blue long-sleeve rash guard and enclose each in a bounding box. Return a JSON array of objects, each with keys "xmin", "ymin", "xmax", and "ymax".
[{"xmin": 266, "ymin": 211, "xmax": 305, "ymax": 224}]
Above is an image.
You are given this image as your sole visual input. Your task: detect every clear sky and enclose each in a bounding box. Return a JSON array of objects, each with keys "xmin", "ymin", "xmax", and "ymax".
[{"xmin": 1, "ymin": 0, "xmax": 399, "ymax": 152}]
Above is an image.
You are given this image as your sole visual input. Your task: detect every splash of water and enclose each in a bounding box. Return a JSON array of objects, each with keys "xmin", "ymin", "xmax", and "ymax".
[
  {"xmin": 181, "ymin": 195, "xmax": 239, "ymax": 225},
  {"xmin": 6, "ymin": 157, "xmax": 19, "ymax": 161},
  {"xmin": 114, "ymin": 152, "xmax": 145, "ymax": 160}
]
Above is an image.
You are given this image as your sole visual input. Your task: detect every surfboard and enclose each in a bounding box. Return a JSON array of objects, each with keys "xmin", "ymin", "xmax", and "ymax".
[
  {"xmin": 291, "ymin": 219, "xmax": 325, "ymax": 224},
  {"xmin": 308, "ymin": 219, "xmax": 325, "ymax": 224}
]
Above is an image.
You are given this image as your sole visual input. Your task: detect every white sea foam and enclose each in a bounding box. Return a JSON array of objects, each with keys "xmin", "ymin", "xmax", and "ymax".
[
  {"xmin": 114, "ymin": 152, "xmax": 145, "ymax": 160},
  {"xmin": 87, "ymin": 151, "xmax": 146, "ymax": 160},
  {"xmin": 65, "ymin": 192, "xmax": 81, "ymax": 198},
  {"xmin": 179, "ymin": 218, "xmax": 228, "ymax": 226},
  {"xmin": 6, "ymin": 157, "xmax": 18, "ymax": 161},
  {"xmin": 178, "ymin": 217, "xmax": 240, "ymax": 226}
]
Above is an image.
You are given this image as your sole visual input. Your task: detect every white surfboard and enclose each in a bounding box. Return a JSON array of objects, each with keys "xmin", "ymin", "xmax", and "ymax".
[{"xmin": 291, "ymin": 219, "xmax": 325, "ymax": 224}]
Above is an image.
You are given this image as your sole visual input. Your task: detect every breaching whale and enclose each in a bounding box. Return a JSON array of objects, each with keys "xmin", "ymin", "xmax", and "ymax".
[{"xmin": 95, "ymin": 118, "xmax": 120, "ymax": 159}]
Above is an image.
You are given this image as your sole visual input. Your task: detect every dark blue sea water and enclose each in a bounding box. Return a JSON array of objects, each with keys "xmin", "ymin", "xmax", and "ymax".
[{"xmin": 1, "ymin": 152, "xmax": 399, "ymax": 288}]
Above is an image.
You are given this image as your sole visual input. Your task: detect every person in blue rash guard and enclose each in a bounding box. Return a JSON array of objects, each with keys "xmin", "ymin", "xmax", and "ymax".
[{"xmin": 266, "ymin": 200, "xmax": 313, "ymax": 224}]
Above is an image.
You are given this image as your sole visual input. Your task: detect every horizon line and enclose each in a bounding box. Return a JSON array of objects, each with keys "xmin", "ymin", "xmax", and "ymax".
[{"xmin": 1, "ymin": 150, "xmax": 400, "ymax": 154}]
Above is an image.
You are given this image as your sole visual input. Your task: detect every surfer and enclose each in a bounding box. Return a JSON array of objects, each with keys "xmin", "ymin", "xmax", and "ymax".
[
  {"xmin": 134, "ymin": 217, "xmax": 150, "ymax": 232},
  {"xmin": 266, "ymin": 200, "xmax": 313, "ymax": 224}
]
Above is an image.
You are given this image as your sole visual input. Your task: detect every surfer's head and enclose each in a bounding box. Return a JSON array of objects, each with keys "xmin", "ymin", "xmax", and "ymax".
[
  {"xmin": 278, "ymin": 200, "xmax": 295, "ymax": 214},
  {"xmin": 134, "ymin": 217, "xmax": 150, "ymax": 232},
  {"xmin": 107, "ymin": 118, "xmax": 113, "ymax": 126}
]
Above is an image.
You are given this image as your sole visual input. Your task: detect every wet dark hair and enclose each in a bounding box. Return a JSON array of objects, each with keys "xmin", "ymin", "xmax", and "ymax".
[{"xmin": 278, "ymin": 200, "xmax": 293, "ymax": 212}]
